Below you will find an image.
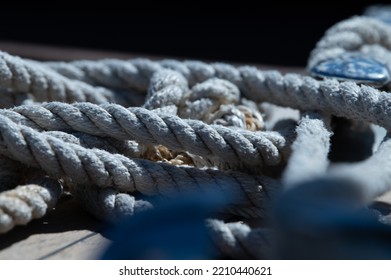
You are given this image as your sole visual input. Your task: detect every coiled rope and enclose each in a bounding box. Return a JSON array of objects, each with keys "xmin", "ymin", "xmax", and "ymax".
[{"xmin": 2, "ymin": 13, "xmax": 391, "ymax": 259}]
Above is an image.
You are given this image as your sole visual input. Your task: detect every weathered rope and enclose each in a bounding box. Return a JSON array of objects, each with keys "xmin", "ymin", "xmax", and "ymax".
[
  {"xmin": 39, "ymin": 57, "xmax": 391, "ymax": 130},
  {"xmin": 0, "ymin": 103, "xmax": 291, "ymax": 170},
  {"xmin": 2, "ymin": 12, "xmax": 391, "ymax": 259},
  {"xmin": 71, "ymin": 184, "xmax": 153, "ymax": 223},
  {"xmin": 0, "ymin": 114, "xmax": 278, "ymax": 217},
  {"xmin": 308, "ymin": 16, "xmax": 391, "ymax": 70},
  {"xmin": 205, "ymin": 219, "xmax": 272, "ymax": 259},
  {"xmin": 0, "ymin": 175, "xmax": 62, "ymax": 233},
  {"xmin": 43, "ymin": 130, "xmax": 142, "ymax": 158},
  {"xmin": 206, "ymin": 219, "xmax": 273, "ymax": 259},
  {"xmin": 282, "ymin": 112, "xmax": 331, "ymax": 187},
  {"xmin": 0, "ymin": 51, "xmax": 135, "ymax": 106}
]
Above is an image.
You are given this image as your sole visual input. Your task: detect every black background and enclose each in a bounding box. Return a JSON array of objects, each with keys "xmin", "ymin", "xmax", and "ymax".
[{"xmin": 0, "ymin": 6, "xmax": 384, "ymax": 66}]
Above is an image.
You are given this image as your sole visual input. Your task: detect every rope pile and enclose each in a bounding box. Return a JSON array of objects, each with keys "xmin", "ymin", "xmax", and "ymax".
[{"xmin": 2, "ymin": 13, "xmax": 391, "ymax": 259}]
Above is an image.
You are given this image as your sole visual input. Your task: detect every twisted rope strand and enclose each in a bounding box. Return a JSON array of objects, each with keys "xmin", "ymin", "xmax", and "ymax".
[
  {"xmin": 0, "ymin": 176, "xmax": 62, "ymax": 233},
  {"xmin": 0, "ymin": 115, "xmax": 277, "ymax": 217},
  {"xmin": 72, "ymin": 184, "xmax": 153, "ymax": 223},
  {"xmin": 206, "ymin": 219, "xmax": 272, "ymax": 259},
  {"xmin": 0, "ymin": 51, "xmax": 131, "ymax": 105},
  {"xmin": 45, "ymin": 58, "xmax": 164, "ymax": 91},
  {"xmin": 144, "ymin": 69, "xmax": 188, "ymax": 114},
  {"xmin": 308, "ymin": 16, "xmax": 391, "ymax": 69},
  {"xmin": 282, "ymin": 112, "xmax": 332, "ymax": 187},
  {"xmin": 1, "ymin": 14, "xmax": 391, "ymax": 258},
  {"xmin": 40, "ymin": 56, "xmax": 391, "ymax": 131},
  {"xmin": 43, "ymin": 131, "xmax": 141, "ymax": 158},
  {"xmin": 1, "ymin": 103, "xmax": 291, "ymax": 169}
]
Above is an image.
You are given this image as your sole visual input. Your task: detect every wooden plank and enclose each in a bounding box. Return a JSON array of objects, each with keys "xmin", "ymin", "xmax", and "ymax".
[
  {"xmin": 44, "ymin": 233, "xmax": 111, "ymax": 260},
  {"xmin": 0, "ymin": 230, "xmax": 96, "ymax": 260},
  {"xmin": 0, "ymin": 197, "xmax": 107, "ymax": 260},
  {"xmin": 0, "ymin": 41, "xmax": 142, "ymax": 61},
  {"xmin": 0, "ymin": 40, "xmax": 305, "ymax": 74}
]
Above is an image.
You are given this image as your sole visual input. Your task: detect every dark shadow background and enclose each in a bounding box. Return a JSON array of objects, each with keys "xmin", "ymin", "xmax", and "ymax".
[{"xmin": 0, "ymin": 6, "xmax": 384, "ymax": 66}]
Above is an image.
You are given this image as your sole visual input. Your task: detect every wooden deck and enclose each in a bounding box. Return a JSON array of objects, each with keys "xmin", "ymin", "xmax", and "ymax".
[
  {"xmin": 0, "ymin": 41, "xmax": 390, "ymax": 259},
  {"xmin": 0, "ymin": 195, "xmax": 110, "ymax": 259}
]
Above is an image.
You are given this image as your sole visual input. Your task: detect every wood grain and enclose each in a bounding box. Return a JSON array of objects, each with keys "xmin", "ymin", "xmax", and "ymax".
[{"xmin": 0, "ymin": 196, "xmax": 109, "ymax": 260}]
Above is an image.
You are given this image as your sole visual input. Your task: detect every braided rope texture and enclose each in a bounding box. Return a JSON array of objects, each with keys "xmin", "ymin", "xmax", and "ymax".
[{"xmin": 2, "ymin": 15, "xmax": 391, "ymax": 258}]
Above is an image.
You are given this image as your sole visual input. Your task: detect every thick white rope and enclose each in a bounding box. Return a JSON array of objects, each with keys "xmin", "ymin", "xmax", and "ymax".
[
  {"xmin": 2, "ymin": 13, "xmax": 391, "ymax": 259},
  {"xmin": 0, "ymin": 51, "xmax": 137, "ymax": 106},
  {"xmin": 206, "ymin": 219, "xmax": 272, "ymax": 259},
  {"xmin": 0, "ymin": 175, "xmax": 62, "ymax": 233},
  {"xmin": 282, "ymin": 112, "xmax": 332, "ymax": 187},
  {"xmin": 0, "ymin": 103, "xmax": 291, "ymax": 170},
  {"xmin": 308, "ymin": 16, "xmax": 391, "ymax": 70},
  {"xmin": 0, "ymin": 114, "xmax": 279, "ymax": 217},
  {"xmin": 71, "ymin": 184, "xmax": 153, "ymax": 223},
  {"xmin": 34, "ymin": 56, "xmax": 391, "ymax": 130}
]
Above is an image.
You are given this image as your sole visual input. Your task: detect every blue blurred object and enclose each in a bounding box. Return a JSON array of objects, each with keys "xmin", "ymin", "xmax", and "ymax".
[
  {"xmin": 273, "ymin": 178, "xmax": 391, "ymax": 259},
  {"xmin": 311, "ymin": 53, "xmax": 390, "ymax": 86},
  {"xmin": 101, "ymin": 190, "xmax": 230, "ymax": 260}
]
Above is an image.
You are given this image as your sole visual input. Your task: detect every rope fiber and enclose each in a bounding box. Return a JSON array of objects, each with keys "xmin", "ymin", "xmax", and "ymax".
[{"xmin": 2, "ymin": 11, "xmax": 391, "ymax": 259}]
